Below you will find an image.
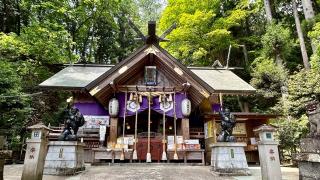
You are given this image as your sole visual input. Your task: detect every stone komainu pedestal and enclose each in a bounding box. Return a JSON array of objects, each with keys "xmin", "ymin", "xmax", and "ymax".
[
  {"xmin": 22, "ymin": 124, "xmax": 51, "ymax": 180},
  {"xmin": 295, "ymin": 138, "xmax": 320, "ymax": 180},
  {"xmin": 294, "ymin": 100, "xmax": 320, "ymax": 180},
  {"xmin": 211, "ymin": 142, "xmax": 250, "ymax": 176},
  {"xmin": 44, "ymin": 141, "xmax": 85, "ymax": 175}
]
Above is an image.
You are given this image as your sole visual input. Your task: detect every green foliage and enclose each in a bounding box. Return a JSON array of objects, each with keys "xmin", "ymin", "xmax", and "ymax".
[
  {"xmin": 135, "ymin": 0, "xmax": 164, "ymax": 33},
  {"xmin": 250, "ymin": 57, "xmax": 288, "ymax": 112},
  {"xmin": 159, "ymin": 0, "xmax": 249, "ymax": 65},
  {"xmin": 308, "ymin": 22, "xmax": 320, "ymax": 69},
  {"xmin": 261, "ymin": 23, "xmax": 293, "ymax": 61},
  {"xmin": 273, "ymin": 115, "xmax": 308, "ymax": 160},
  {"xmin": 251, "ymin": 58, "xmax": 287, "ymax": 98},
  {"xmin": 287, "ymin": 69, "xmax": 320, "ymax": 117}
]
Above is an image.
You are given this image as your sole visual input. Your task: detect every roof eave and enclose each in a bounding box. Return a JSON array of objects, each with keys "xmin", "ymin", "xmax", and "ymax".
[{"xmin": 38, "ymin": 85, "xmax": 85, "ymax": 91}]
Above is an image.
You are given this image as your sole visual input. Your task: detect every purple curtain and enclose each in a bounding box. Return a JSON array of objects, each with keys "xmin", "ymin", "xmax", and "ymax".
[
  {"xmin": 74, "ymin": 102, "xmax": 108, "ymax": 116},
  {"xmin": 117, "ymin": 92, "xmax": 187, "ymax": 119},
  {"xmin": 211, "ymin": 103, "xmax": 221, "ymax": 112}
]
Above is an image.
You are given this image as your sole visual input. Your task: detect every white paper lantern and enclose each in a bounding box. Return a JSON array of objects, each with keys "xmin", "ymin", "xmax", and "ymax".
[
  {"xmin": 181, "ymin": 98, "xmax": 191, "ymax": 117},
  {"xmin": 108, "ymin": 98, "xmax": 119, "ymax": 117}
]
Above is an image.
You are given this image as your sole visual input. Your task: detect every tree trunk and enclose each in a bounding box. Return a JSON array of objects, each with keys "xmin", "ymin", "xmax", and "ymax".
[
  {"xmin": 264, "ymin": 0, "xmax": 273, "ymax": 22},
  {"xmin": 293, "ymin": 0, "xmax": 311, "ymax": 70},
  {"xmin": 301, "ymin": 0, "xmax": 317, "ymax": 54},
  {"xmin": 302, "ymin": 0, "xmax": 315, "ymax": 20}
]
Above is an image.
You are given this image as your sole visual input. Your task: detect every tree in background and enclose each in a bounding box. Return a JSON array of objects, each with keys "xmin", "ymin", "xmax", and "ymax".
[
  {"xmin": 0, "ymin": 0, "xmax": 146, "ymax": 157},
  {"xmin": 135, "ymin": 0, "xmax": 166, "ymax": 33},
  {"xmin": 159, "ymin": 0, "xmax": 250, "ymax": 66}
]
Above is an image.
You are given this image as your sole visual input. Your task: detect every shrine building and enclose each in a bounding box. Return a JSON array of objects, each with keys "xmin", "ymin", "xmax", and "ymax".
[{"xmin": 39, "ymin": 22, "xmax": 276, "ymax": 164}]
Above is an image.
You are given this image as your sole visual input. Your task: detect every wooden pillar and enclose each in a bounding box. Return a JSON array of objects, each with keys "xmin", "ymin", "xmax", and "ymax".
[
  {"xmin": 181, "ymin": 118, "xmax": 190, "ymax": 140},
  {"xmin": 109, "ymin": 118, "xmax": 118, "ymax": 148}
]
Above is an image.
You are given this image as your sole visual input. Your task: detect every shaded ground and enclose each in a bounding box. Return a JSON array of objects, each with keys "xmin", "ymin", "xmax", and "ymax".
[{"xmin": 4, "ymin": 164, "xmax": 298, "ymax": 180}]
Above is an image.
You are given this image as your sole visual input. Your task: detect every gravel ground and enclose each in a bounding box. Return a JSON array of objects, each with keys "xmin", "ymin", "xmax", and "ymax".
[{"xmin": 3, "ymin": 164, "xmax": 298, "ymax": 180}]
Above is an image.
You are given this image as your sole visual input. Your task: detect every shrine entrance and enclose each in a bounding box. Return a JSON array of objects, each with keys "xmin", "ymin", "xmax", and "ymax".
[{"xmin": 119, "ymin": 110, "xmax": 179, "ymax": 162}]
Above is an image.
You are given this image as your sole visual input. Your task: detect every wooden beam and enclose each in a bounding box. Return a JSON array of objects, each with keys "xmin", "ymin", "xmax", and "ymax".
[
  {"xmin": 159, "ymin": 23, "xmax": 177, "ymax": 41},
  {"xmin": 109, "ymin": 118, "xmax": 118, "ymax": 148},
  {"xmin": 181, "ymin": 118, "xmax": 190, "ymax": 140}
]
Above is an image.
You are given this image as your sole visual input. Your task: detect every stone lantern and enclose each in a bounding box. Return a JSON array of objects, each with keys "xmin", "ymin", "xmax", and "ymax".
[
  {"xmin": 22, "ymin": 123, "xmax": 51, "ymax": 180},
  {"xmin": 253, "ymin": 124, "xmax": 281, "ymax": 180}
]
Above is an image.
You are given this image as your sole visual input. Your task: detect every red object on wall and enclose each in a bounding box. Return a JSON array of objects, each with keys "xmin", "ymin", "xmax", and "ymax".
[{"xmin": 137, "ymin": 138, "xmax": 163, "ymax": 162}]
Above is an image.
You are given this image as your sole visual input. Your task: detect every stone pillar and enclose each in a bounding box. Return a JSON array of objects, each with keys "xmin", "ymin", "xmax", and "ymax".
[
  {"xmin": 254, "ymin": 124, "xmax": 281, "ymax": 180},
  {"xmin": 0, "ymin": 136, "xmax": 11, "ymax": 180},
  {"xmin": 22, "ymin": 124, "xmax": 50, "ymax": 180},
  {"xmin": 294, "ymin": 100, "xmax": 320, "ymax": 180},
  {"xmin": 181, "ymin": 118, "xmax": 190, "ymax": 140},
  {"xmin": 109, "ymin": 118, "xmax": 118, "ymax": 148}
]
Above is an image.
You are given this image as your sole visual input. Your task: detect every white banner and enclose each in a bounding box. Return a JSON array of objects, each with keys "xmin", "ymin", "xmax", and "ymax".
[{"xmin": 83, "ymin": 115, "xmax": 110, "ymax": 128}]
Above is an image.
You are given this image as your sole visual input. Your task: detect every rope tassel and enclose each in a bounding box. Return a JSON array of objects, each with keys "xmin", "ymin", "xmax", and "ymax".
[
  {"xmin": 162, "ymin": 93, "xmax": 167, "ymax": 161},
  {"xmin": 146, "ymin": 92, "xmax": 152, "ymax": 163},
  {"xmin": 120, "ymin": 91, "xmax": 128, "ymax": 161},
  {"xmin": 133, "ymin": 91, "xmax": 139, "ymax": 160},
  {"xmin": 173, "ymin": 91, "xmax": 178, "ymax": 160}
]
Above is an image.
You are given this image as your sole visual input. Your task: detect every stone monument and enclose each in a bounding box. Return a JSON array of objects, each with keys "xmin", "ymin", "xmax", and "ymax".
[
  {"xmin": 43, "ymin": 106, "xmax": 85, "ymax": 175},
  {"xmin": 294, "ymin": 99, "xmax": 320, "ymax": 180},
  {"xmin": 254, "ymin": 124, "xmax": 281, "ymax": 180},
  {"xmin": 21, "ymin": 123, "xmax": 50, "ymax": 180},
  {"xmin": 0, "ymin": 136, "xmax": 12, "ymax": 180},
  {"xmin": 211, "ymin": 108, "xmax": 250, "ymax": 176}
]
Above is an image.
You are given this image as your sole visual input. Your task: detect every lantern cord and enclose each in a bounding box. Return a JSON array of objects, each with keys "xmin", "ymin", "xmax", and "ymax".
[
  {"xmin": 173, "ymin": 91, "xmax": 178, "ymax": 160},
  {"xmin": 120, "ymin": 91, "xmax": 127, "ymax": 161},
  {"xmin": 161, "ymin": 92, "xmax": 167, "ymax": 161},
  {"xmin": 146, "ymin": 91, "xmax": 152, "ymax": 162}
]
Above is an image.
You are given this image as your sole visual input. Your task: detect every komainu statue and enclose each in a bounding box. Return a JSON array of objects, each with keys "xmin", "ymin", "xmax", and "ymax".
[
  {"xmin": 306, "ymin": 98, "xmax": 320, "ymax": 138},
  {"xmin": 58, "ymin": 106, "xmax": 85, "ymax": 141},
  {"xmin": 217, "ymin": 107, "xmax": 236, "ymax": 142}
]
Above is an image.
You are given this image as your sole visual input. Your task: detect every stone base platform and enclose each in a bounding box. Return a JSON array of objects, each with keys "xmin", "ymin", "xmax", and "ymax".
[
  {"xmin": 43, "ymin": 141, "xmax": 85, "ymax": 175},
  {"xmin": 294, "ymin": 138, "xmax": 320, "ymax": 180},
  {"xmin": 210, "ymin": 142, "xmax": 250, "ymax": 176}
]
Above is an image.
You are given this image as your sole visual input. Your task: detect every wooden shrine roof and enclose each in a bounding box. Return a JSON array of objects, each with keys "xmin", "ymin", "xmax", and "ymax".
[
  {"xmin": 39, "ymin": 65, "xmax": 112, "ymax": 90},
  {"xmin": 39, "ymin": 63, "xmax": 256, "ymax": 94},
  {"xmin": 189, "ymin": 67, "xmax": 256, "ymax": 94},
  {"xmin": 39, "ymin": 44, "xmax": 256, "ymax": 108}
]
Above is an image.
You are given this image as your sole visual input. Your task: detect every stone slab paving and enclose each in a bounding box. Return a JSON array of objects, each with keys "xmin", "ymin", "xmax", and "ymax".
[{"xmin": 3, "ymin": 164, "xmax": 298, "ymax": 180}]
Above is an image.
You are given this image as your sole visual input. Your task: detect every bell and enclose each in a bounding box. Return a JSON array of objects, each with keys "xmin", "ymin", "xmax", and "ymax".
[
  {"xmin": 139, "ymin": 94, "xmax": 143, "ymax": 103},
  {"xmin": 129, "ymin": 93, "xmax": 133, "ymax": 101},
  {"xmin": 168, "ymin": 94, "xmax": 172, "ymax": 102},
  {"xmin": 133, "ymin": 93, "xmax": 138, "ymax": 101}
]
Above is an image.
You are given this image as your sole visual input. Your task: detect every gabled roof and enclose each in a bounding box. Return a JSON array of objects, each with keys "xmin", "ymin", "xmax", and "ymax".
[
  {"xmin": 39, "ymin": 65, "xmax": 112, "ymax": 90},
  {"xmin": 38, "ymin": 44, "xmax": 256, "ymax": 107},
  {"xmin": 38, "ymin": 48, "xmax": 256, "ymax": 95},
  {"xmin": 39, "ymin": 64, "xmax": 256, "ymax": 94},
  {"xmin": 190, "ymin": 67, "xmax": 256, "ymax": 94}
]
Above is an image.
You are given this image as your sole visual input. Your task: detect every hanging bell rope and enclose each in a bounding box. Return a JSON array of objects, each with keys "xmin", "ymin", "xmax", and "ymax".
[
  {"xmin": 173, "ymin": 91, "xmax": 178, "ymax": 160},
  {"xmin": 161, "ymin": 92, "xmax": 167, "ymax": 161},
  {"xmin": 133, "ymin": 91, "xmax": 139, "ymax": 160},
  {"xmin": 120, "ymin": 91, "xmax": 127, "ymax": 161},
  {"xmin": 146, "ymin": 91, "xmax": 152, "ymax": 163}
]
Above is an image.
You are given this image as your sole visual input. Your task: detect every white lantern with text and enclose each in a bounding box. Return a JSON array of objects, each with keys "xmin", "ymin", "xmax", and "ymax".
[
  {"xmin": 108, "ymin": 98, "xmax": 119, "ymax": 117},
  {"xmin": 181, "ymin": 98, "xmax": 191, "ymax": 117}
]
